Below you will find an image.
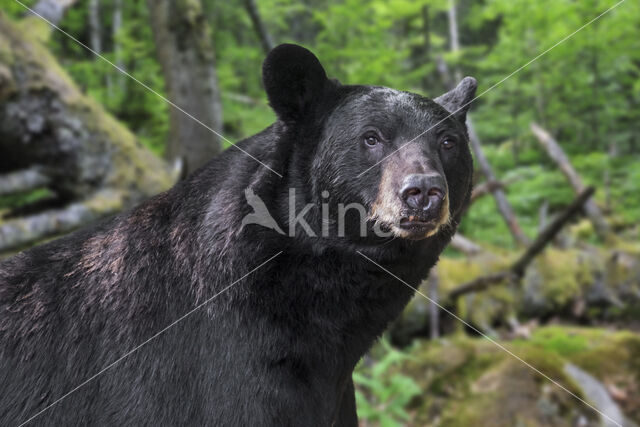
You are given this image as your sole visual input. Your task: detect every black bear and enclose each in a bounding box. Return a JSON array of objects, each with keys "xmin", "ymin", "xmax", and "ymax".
[{"xmin": 0, "ymin": 44, "xmax": 476, "ymax": 425}]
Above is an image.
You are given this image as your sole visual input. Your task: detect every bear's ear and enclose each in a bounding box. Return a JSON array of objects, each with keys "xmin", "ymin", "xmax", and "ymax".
[
  {"xmin": 262, "ymin": 44, "xmax": 330, "ymax": 122},
  {"xmin": 433, "ymin": 77, "xmax": 477, "ymax": 124}
]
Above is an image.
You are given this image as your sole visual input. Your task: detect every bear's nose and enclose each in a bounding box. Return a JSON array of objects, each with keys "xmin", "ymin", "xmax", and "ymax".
[{"xmin": 400, "ymin": 174, "xmax": 446, "ymax": 212}]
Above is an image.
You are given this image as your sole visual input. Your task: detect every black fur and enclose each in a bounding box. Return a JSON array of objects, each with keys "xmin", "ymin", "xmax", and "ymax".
[{"xmin": 1, "ymin": 44, "xmax": 476, "ymax": 426}]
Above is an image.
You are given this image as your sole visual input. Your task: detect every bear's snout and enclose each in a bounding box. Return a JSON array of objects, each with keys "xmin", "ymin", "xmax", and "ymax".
[{"xmin": 399, "ymin": 173, "xmax": 445, "ymax": 213}]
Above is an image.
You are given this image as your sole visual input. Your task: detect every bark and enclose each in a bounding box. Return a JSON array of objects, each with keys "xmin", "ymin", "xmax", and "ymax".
[
  {"xmin": 471, "ymin": 179, "xmax": 504, "ymax": 203},
  {"xmin": 450, "ymin": 233, "xmax": 483, "ymax": 255},
  {"xmin": 112, "ymin": 0, "xmax": 123, "ymax": 63},
  {"xmin": 0, "ymin": 190, "xmax": 123, "ymax": 252},
  {"xmin": 538, "ymin": 199, "xmax": 549, "ymax": 231},
  {"xmin": 530, "ymin": 122, "xmax": 611, "ymax": 240},
  {"xmin": 468, "ymin": 119, "xmax": 530, "ymax": 246},
  {"xmin": 447, "ymin": 0, "xmax": 462, "ymax": 82},
  {"xmin": 448, "ymin": 187, "xmax": 595, "ymax": 299},
  {"xmin": 428, "ymin": 267, "xmax": 440, "ymax": 339},
  {"xmin": 243, "ymin": 0, "xmax": 274, "ymax": 55},
  {"xmin": 0, "ymin": 167, "xmax": 49, "ymax": 196},
  {"xmin": 88, "ymin": 0, "xmax": 101, "ymax": 54},
  {"xmin": 436, "ymin": 56, "xmax": 454, "ymax": 91},
  {"xmin": 147, "ymin": 0, "xmax": 223, "ymax": 175},
  {"xmin": 448, "ymin": 272, "xmax": 513, "ymax": 300},
  {"xmin": 0, "ymin": 13, "xmax": 173, "ymax": 252},
  {"xmin": 112, "ymin": 0, "xmax": 124, "ymax": 90},
  {"xmin": 224, "ymin": 92, "xmax": 262, "ymax": 106}
]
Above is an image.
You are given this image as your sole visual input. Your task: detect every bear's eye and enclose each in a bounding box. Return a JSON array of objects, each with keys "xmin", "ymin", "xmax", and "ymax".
[
  {"xmin": 441, "ymin": 137, "xmax": 457, "ymax": 150},
  {"xmin": 363, "ymin": 132, "xmax": 380, "ymax": 147}
]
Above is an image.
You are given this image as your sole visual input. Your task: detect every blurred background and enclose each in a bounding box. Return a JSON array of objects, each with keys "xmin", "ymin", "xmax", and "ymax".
[{"xmin": 1, "ymin": 0, "xmax": 639, "ymax": 425}]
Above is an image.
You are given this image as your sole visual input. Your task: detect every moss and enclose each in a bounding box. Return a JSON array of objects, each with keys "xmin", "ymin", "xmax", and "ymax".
[
  {"xmin": 361, "ymin": 328, "xmax": 640, "ymax": 425},
  {"xmin": 437, "ymin": 358, "xmax": 577, "ymax": 427},
  {"xmin": 79, "ymin": 97, "xmax": 174, "ymax": 200},
  {"xmin": 570, "ymin": 219, "xmax": 595, "ymax": 241},
  {"xmin": 16, "ymin": 16, "xmax": 52, "ymax": 43},
  {"xmin": 84, "ymin": 189, "xmax": 124, "ymax": 213},
  {"xmin": 438, "ymin": 255, "xmax": 513, "ymax": 293},
  {"xmin": 524, "ymin": 326, "xmax": 596, "ymax": 357},
  {"xmin": 535, "ymin": 249, "xmax": 593, "ymax": 307},
  {"xmin": 0, "ymin": 13, "xmax": 174, "ymax": 203},
  {"xmin": 394, "ymin": 327, "xmax": 640, "ymax": 425},
  {"xmin": 0, "ymin": 13, "xmax": 81, "ymax": 103}
]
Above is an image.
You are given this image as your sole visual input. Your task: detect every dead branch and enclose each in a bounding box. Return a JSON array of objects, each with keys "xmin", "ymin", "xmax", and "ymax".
[
  {"xmin": 468, "ymin": 119, "xmax": 530, "ymax": 246},
  {"xmin": 223, "ymin": 92, "xmax": 263, "ymax": 106},
  {"xmin": 450, "ymin": 233, "xmax": 483, "ymax": 255},
  {"xmin": 530, "ymin": 122, "xmax": 611, "ymax": 240},
  {"xmin": 448, "ymin": 187, "xmax": 595, "ymax": 300},
  {"xmin": 448, "ymin": 272, "xmax": 513, "ymax": 300},
  {"xmin": 471, "ymin": 180, "xmax": 504, "ymax": 202}
]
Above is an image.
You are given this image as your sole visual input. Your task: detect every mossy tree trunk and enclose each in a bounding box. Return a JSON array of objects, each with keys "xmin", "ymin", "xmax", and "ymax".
[
  {"xmin": 147, "ymin": 0, "xmax": 223, "ymax": 176},
  {"xmin": 0, "ymin": 12, "xmax": 174, "ymax": 253}
]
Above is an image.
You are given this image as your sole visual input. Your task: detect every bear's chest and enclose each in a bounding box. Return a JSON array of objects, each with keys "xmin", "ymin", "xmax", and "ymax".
[{"xmin": 246, "ymin": 252, "xmax": 426, "ymax": 364}]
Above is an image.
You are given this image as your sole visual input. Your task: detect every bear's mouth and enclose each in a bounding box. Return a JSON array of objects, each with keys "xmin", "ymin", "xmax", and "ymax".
[
  {"xmin": 399, "ymin": 216, "xmax": 437, "ymax": 232},
  {"xmin": 397, "ymin": 216, "xmax": 439, "ymax": 240}
]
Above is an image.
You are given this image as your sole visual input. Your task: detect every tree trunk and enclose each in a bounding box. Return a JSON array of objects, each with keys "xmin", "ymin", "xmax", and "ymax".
[
  {"xmin": 0, "ymin": 13, "xmax": 174, "ymax": 252},
  {"xmin": 447, "ymin": 0, "xmax": 462, "ymax": 82},
  {"xmin": 147, "ymin": 0, "xmax": 223, "ymax": 176},
  {"xmin": 88, "ymin": 0, "xmax": 101, "ymax": 54},
  {"xmin": 530, "ymin": 122, "xmax": 611, "ymax": 240},
  {"xmin": 243, "ymin": 0, "xmax": 274, "ymax": 55},
  {"xmin": 444, "ymin": 0, "xmax": 528, "ymax": 247},
  {"xmin": 111, "ymin": 0, "xmax": 124, "ymax": 91}
]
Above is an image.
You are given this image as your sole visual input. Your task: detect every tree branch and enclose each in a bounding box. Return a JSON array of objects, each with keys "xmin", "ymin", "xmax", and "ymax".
[
  {"xmin": 530, "ymin": 122, "xmax": 611, "ymax": 240},
  {"xmin": 448, "ymin": 187, "xmax": 595, "ymax": 299},
  {"xmin": 450, "ymin": 233, "xmax": 483, "ymax": 255},
  {"xmin": 471, "ymin": 180, "xmax": 504, "ymax": 202}
]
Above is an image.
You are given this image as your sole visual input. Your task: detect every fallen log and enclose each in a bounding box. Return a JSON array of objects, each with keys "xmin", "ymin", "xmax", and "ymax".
[
  {"xmin": 0, "ymin": 12, "xmax": 174, "ymax": 251},
  {"xmin": 448, "ymin": 187, "xmax": 595, "ymax": 300},
  {"xmin": 0, "ymin": 189, "xmax": 123, "ymax": 253},
  {"xmin": 0, "ymin": 167, "xmax": 49, "ymax": 196}
]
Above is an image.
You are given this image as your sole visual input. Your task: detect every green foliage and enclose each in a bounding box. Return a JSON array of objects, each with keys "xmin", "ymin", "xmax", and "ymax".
[
  {"xmin": 399, "ymin": 328, "xmax": 640, "ymax": 424},
  {"xmin": 0, "ymin": 188, "xmax": 54, "ymax": 214},
  {"xmin": 3, "ymin": 0, "xmax": 38, "ymax": 19},
  {"xmin": 7, "ymin": 0, "xmax": 638, "ymax": 242},
  {"xmin": 47, "ymin": 0, "xmax": 169, "ymax": 155},
  {"xmin": 353, "ymin": 338, "xmax": 421, "ymax": 426}
]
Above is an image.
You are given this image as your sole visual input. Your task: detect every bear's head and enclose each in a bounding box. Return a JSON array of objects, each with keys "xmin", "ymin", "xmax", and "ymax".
[{"xmin": 263, "ymin": 44, "xmax": 476, "ymax": 242}]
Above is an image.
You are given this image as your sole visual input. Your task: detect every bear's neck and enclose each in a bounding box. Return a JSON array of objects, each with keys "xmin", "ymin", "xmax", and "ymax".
[{"xmin": 242, "ymin": 237, "xmax": 439, "ymax": 374}]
